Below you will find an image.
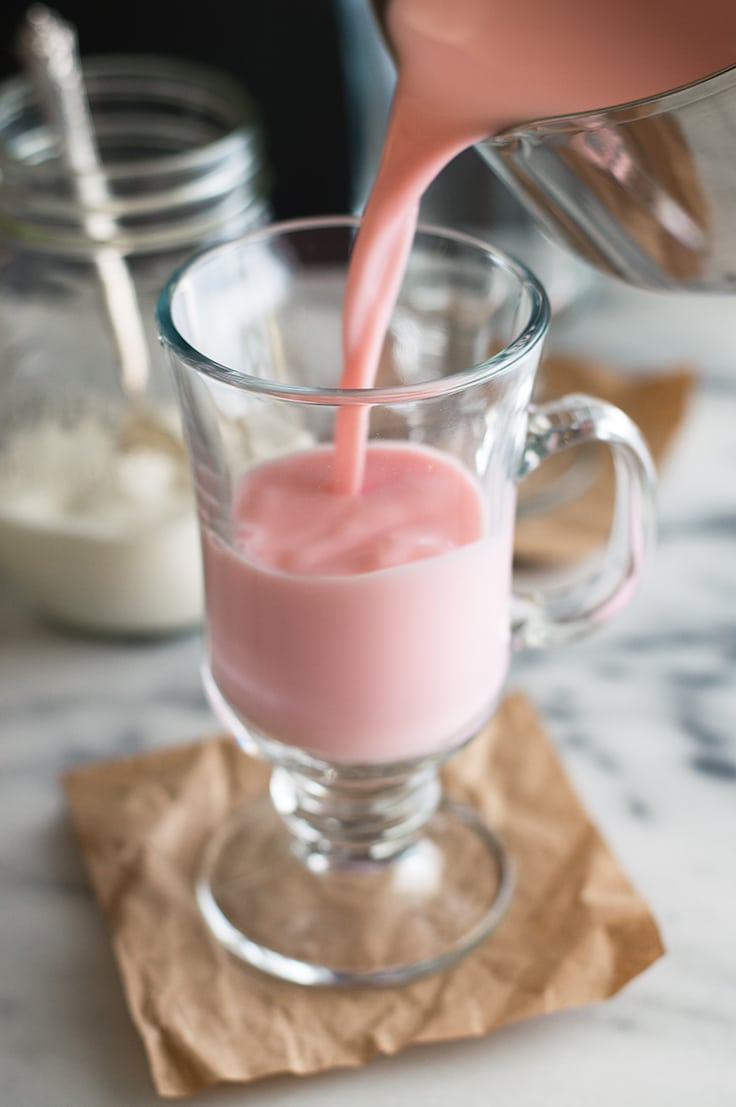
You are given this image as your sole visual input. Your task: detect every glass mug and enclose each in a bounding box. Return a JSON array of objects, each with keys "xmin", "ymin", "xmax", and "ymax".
[{"xmin": 157, "ymin": 217, "xmax": 655, "ymax": 986}]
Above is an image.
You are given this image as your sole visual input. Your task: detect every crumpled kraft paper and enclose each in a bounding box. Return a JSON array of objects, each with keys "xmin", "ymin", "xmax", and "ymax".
[
  {"xmin": 64, "ymin": 692, "xmax": 664, "ymax": 1098},
  {"xmin": 514, "ymin": 354, "xmax": 694, "ymax": 564}
]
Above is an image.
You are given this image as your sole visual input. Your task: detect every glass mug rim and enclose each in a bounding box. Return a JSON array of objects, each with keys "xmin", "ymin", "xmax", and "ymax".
[{"xmin": 156, "ymin": 214, "xmax": 551, "ymax": 405}]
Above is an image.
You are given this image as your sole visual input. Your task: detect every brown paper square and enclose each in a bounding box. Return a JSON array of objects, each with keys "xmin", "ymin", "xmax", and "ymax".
[
  {"xmin": 514, "ymin": 354, "xmax": 695, "ymax": 564},
  {"xmin": 64, "ymin": 692, "xmax": 664, "ymax": 1098}
]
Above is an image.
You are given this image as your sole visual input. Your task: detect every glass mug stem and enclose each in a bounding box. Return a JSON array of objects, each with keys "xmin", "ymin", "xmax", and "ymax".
[{"xmin": 270, "ymin": 763, "xmax": 442, "ymax": 864}]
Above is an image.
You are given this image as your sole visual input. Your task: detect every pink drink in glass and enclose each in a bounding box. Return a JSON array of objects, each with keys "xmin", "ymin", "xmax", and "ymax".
[{"xmin": 204, "ymin": 441, "xmax": 514, "ymax": 763}]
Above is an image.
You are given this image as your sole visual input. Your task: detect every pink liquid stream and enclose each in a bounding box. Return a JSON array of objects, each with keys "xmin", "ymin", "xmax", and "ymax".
[{"xmin": 335, "ymin": 0, "xmax": 736, "ymax": 491}]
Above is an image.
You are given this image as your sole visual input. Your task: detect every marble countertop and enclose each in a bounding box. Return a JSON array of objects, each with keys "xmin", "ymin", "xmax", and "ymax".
[{"xmin": 2, "ymin": 277, "xmax": 736, "ymax": 1106}]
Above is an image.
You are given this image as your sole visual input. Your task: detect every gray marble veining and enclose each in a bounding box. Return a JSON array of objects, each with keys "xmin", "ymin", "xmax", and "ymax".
[{"xmin": 1, "ymin": 278, "xmax": 736, "ymax": 1105}]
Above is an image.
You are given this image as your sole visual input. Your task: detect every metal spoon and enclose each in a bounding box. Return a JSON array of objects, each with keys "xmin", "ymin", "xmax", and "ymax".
[{"xmin": 16, "ymin": 4, "xmax": 185, "ymax": 460}]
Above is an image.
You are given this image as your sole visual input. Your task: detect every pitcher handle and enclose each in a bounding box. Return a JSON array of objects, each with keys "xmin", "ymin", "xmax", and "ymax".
[{"xmin": 512, "ymin": 394, "xmax": 656, "ymax": 649}]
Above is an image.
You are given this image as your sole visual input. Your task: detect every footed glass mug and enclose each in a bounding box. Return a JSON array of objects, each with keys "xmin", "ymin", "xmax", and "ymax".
[{"xmin": 157, "ymin": 217, "xmax": 655, "ymax": 987}]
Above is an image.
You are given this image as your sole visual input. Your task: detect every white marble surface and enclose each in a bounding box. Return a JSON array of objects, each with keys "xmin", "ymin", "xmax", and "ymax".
[{"xmin": 2, "ymin": 277, "xmax": 736, "ymax": 1105}]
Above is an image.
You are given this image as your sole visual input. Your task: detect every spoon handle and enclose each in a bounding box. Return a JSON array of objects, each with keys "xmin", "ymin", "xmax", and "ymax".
[{"xmin": 17, "ymin": 4, "xmax": 151, "ymax": 398}]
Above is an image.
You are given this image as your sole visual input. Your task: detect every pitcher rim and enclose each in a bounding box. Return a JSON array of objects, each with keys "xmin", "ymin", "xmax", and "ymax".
[{"xmin": 490, "ymin": 61, "xmax": 736, "ymax": 139}]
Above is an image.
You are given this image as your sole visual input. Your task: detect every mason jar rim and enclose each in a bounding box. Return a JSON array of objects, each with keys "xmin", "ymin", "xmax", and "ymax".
[
  {"xmin": 0, "ymin": 53, "xmax": 268, "ymax": 255},
  {"xmin": 156, "ymin": 215, "xmax": 551, "ymax": 405},
  {"xmin": 0, "ymin": 53, "xmax": 260, "ymax": 177}
]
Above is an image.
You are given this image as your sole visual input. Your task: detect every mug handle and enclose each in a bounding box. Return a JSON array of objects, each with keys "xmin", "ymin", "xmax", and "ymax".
[{"xmin": 512, "ymin": 394, "xmax": 656, "ymax": 649}]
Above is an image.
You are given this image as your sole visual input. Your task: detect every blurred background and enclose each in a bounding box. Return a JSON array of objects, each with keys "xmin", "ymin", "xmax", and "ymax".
[
  {"xmin": 0, "ymin": 0, "xmax": 528, "ymax": 231},
  {"xmin": 0, "ymin": 0, "xmax": 353, "ymax": 219}
]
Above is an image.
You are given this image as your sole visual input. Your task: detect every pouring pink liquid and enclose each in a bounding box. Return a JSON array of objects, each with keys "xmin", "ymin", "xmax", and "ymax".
[
  {"xmin": 336, "ymin": 0, "xmax": 736, "ymax": 490},
  {"xmin": 207, "ymin": 1, "xmax": 727, "ymax": 762},
  {"xmin": 158, "ymin": 7, "xmax": 662, "ymax": 989}
]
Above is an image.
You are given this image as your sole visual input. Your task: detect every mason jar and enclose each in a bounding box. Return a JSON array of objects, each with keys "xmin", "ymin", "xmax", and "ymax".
[{"xmin": 0, "ymin": 54, "xmax": 270, "ymax": 637}]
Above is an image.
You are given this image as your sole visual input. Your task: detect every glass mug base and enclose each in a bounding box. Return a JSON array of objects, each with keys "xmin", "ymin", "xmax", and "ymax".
[
  {"xmin": 196, "ymin": 793, "xmax": 513, "ymax": 988},
  {"xmin": 198, "ymin": 658, "xmax": 513, "ymax": 986}
]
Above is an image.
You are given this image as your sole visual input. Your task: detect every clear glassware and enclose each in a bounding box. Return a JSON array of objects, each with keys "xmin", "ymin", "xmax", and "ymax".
[
  {"xmin": 0, "ymin": 55, "xmax": 269, "ymax": 636},
  {"xmin": 157, "ymin": 217, "xmax": 655, "ymax": 986}
]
